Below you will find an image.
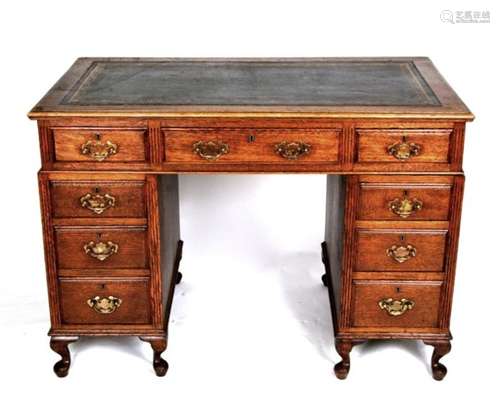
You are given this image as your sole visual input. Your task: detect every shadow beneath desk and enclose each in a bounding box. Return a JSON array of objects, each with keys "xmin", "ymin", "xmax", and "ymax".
[
  {"xmin": 357, "ymin": 339, "xmax": 428, "ymax": 367},
  {"xmin": 71, "ymin": 336, "xmax": 150, "ymax": 365},
  {"xmin": 179, "ymin": 175, "xmax": 336, "ymax": 359},
  {"xmin": 276, "ymin": 251, "xmax": 335, "ymax": 362}
]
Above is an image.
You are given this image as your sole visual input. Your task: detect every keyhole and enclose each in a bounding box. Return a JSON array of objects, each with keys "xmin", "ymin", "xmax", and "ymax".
[
  {"xmin": 95, "ymin": 133, "xmax": 101, "ymax": 141},
  {"xmin": 94, "ymin": 187, "xmax": 100, "ymax": 193},
  {"xmin": 100, "ymin": 284, "xmax": 106, "ymax": 289},
  {"xmin": 403, "ymin": 189, "xmax": 408, "ymax": 197},
  {"xmin": 247, "ymin": 134, "xmax": 256, "ymax": 143},
  {"xmin": 396, "ymin": 287, "xmax": 401, "ymax": 293},
  {"xmin": 97, "ymin": 232, "xmax": 102, "ymax": 240},
  {"xmin": 400, "ymin": 235, "xmax": 405, "ymax": 242}
]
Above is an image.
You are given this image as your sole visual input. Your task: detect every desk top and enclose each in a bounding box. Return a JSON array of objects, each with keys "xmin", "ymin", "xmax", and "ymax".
[{"xmin": 29, "ymin": 58, "xmax": 472, "ymax": 120}]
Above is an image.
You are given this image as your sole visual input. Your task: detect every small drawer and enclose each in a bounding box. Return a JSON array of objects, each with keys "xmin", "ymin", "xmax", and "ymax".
[
  {"xmin": 51, "ymin": 180, "xmax": 146, "ymax": 218},
  {"xmin": 164, "ymin": 128, "xmax": 340, "ymax": 163},
  {"xmin": 357, "ymin": 176, "xmax": 452, "ymax": 221},
  {"xmin": 59, "ymin": 278, "xmax": 151, "ymax": 324},
  {"xmin": 55, "ymin": 226, "xmax": 147, "ymax": 270},
  {"xmin": 356, "ymin": 129, "xmax": 451, "ymax": 163},
  {"xmin": 53, "ymin": 128, "xmax": 147, "ymax": 162},
  {"xmin": 355, "ymin": 229, "xmax": 447, "ymax": 272},
  {"xmin": 352, "ymin": 280, "xmax": 442, "ymax": 328}
]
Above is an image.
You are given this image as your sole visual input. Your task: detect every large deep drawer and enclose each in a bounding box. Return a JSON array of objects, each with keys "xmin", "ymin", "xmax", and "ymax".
[
  {"xmin": 351, "ymin": 280, "xmax": 442, "ymax": 328},
  {"xmin": 59, "ymin": 278, "xmax": 151, "ymax": 324}
]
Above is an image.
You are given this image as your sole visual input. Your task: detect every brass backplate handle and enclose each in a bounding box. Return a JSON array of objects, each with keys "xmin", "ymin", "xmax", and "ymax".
[
  {"xmin": 388, "ymin": 195, "xmax": 423, "ymax": 218},
  {"xmin": 81, "ymin": 136, "xmax": 118, "ymax": 161},
  {"xmin": 378, "ymin": 298, "xmax": 415, "ymax": 316},
  {"xmin": 80, "ymin": 193, "xmax": 116, "ymax": 215},
  {"xmin": 274, "ymin": 141, "xmax": 312, "ymax": 160},
  {"xmin": 193, "ymin": 141, "xmax": 229, "ymax": 161},
  {"xmin": 87, "ymin": 296, "xmax": 122, "ymax": 314},
  {"xmin": 387, "ymin": 138, "xmax": 421, "ymax": 160},
  {"xmin": 83, "ymin": 240, "xmax": 119, "ymax": 261},
  {"xmin": 387, "ymin": 244, "xmax": 417, "ymax": 263}
]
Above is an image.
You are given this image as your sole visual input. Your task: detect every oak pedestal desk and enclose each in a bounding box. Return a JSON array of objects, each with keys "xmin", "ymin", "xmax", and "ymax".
[{"xmin": 29, "ymin": 58, "xmax": 473, "ymax": 380}]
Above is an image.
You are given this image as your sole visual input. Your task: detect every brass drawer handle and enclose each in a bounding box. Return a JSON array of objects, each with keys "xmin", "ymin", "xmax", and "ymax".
[
  {"xmin": 387, "ymin": 244, "xmax": 417, "ymax": 263},
  {"xmin": 378, "ymin": 298, "xmax": 415, "ymax": 316},
  {"xmin": 274, "ymin": 141, "xmax": 311, "ymax": 160},
  {"xmin": 388, "ymin": 191, "xmax": 423, "ymax": 218},
  {"xmin": 83, "ymin": 240, "xmax": 119, "ymax": 261},
  {"xmin": 387, "ymin": 136, "xmax": 421, "ymax": 161},
  {"xmin": 193, "ymin": 141, "xmax": 229, "ymax": 161},
  {"xmin": 80, "ymin": 134, "xmax": 118, "ymax": 161},
  {"xmin": 80, "ymin": 192, "xmax": 116, "ymax": 215},
  {"xmin": 87, "ymin": 296, "xmax": 122, "ymax": 314}
]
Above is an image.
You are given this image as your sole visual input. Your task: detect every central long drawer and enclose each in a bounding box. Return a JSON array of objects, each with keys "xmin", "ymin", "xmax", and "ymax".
[{"xmin": 163, "ymin": 128, "xmax": 341, "ymax": 163}]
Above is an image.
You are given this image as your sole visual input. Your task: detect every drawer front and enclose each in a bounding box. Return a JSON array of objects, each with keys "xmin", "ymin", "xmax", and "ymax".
[
  {"xmin": 357, "ymin": 129, "xmax": 451, "ymax": 163},
  {"xmin": 59, "ymin": 278, "xmax": 151, "ymax": 324},
  {"xmin": 53, "ymin": 128, "xmax": 147, "ymax": 162},
  {"xmin": 55, "ymin": 227, "xmax": 147, "ymax": 270},
  {"xmin": 51, "ymin": 180, "xmax": 146, "ymax": 218},
  {"xmin": 358, "ymin": 180, "xmax": 452, "ymax": 221},
  {"xmin": 352, "ymin": 280, "xmax": 442, "ymax": 328},
  {"xmin": 164, "ymin": 129, "xmax": 340, "ymax": 163},
  {"xmin": 355, "ymin": 229, "xmax": 447, "ymax": 272}
]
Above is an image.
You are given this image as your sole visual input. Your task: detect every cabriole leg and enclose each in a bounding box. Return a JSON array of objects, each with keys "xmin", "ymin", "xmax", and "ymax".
[
  {"xmin": 424, "ymin": 339, "xmax": 452, "ymax": 380},
  {"xmin": 334, "ymin": 339, "xmax": 366, "ymax": 379},
  {"xmin": 49, "ymin": 336, "xmax": 79, "ymax": 377},
  {"xmin": 140, "ymin": 336, "xmax": 168, "ymax": 376}
]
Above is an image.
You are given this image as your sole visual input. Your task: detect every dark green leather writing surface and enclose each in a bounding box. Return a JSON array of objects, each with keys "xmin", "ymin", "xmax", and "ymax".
[{"xmin": 63, "ymin": 60, "xmax": 440, "ymax": 106}]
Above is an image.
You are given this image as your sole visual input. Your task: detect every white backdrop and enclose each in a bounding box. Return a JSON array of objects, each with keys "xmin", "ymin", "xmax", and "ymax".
[{"xmin": 0, "ymin": 1, "xmax": 498, "ymax": 398}]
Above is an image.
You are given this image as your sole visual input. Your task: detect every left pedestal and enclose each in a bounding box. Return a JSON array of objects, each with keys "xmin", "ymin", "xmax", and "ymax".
[{"xmin": 39, "ymin": 172, "xmax": 182, "ymax": 377}]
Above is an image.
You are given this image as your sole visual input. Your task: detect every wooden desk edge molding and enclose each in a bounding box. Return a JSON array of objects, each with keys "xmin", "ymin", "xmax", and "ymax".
[{"xmin": 29, "ymin": 57, "xmax": 472, "ymax": 379}]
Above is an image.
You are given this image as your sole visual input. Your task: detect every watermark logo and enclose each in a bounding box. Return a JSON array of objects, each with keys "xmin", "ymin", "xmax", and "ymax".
[{"xmin": 441, "ymin": 10, "xmax": 490, "ymax": 24}]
